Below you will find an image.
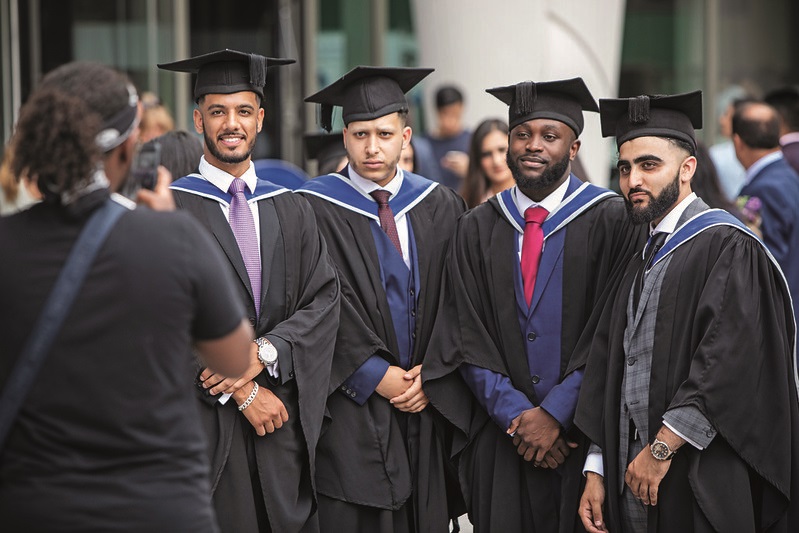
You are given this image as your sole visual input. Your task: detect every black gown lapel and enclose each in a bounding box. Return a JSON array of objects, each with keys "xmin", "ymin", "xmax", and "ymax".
[
  {"xmin": 489, "ymin": 215, "xmax": 537, "ymax": 402},
  {"xmin": 194, "ymin": 197, "xmax": 254, "ymax": 306},
  {"xmin": 348, "ymin": 214, "xmax": 402, "ymax": 361},
  {"xmin": 257, "ymin": 200, "xmax": 280, "ymax": 318}
]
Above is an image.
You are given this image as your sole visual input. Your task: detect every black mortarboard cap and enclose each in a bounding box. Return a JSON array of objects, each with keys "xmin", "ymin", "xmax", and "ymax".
[
  {"xmin": 158, "ymin": 49, "xmax": 295, "ymax": 101},
  {"xmin": 486, "ymin": 77, "xmax": 599, "ymax": 135},
  {"xmin": 305, "ymin": 66, "xmax": 433, "ymax": 132},
  {"xmin": 304, "ymin": 132, "xmax": 347, "ymax": 175},
  {"xmin": 599, "ymin": 91, "xmax": 703, "ymax": 151}
]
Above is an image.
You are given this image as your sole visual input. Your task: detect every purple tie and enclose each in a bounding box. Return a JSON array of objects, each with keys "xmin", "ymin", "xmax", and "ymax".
[
  {"xmin": 370, "ymin": 190, "xmax": 403, "ymax": 255},
  {"xmin": 228, "ymin": 178, "xmax": 261, "ymax": 317}
]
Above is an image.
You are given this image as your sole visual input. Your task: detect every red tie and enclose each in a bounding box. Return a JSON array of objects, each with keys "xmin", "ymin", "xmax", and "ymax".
[
  {"xmin": 370, "ymin": 190, "xmax": 403, "ymax": 255},
  {"xmin": 521, "ymin": 206, "xmax": 548, "ymax": 306}
]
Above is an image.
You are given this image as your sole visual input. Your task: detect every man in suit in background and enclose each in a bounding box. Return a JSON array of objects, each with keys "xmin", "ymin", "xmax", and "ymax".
[{"xmin": 734, "ymin": 100, "xmax": 799, "ymax": 317}]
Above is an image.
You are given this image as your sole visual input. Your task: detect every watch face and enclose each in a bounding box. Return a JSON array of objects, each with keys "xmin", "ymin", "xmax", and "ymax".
[
  {"xmin": 259, "ymin": 343, "xmax": 278, "ymax": 365},
  {"xmin": 651, "ymin": 441, "xmax": 671, "ymax": 460}
]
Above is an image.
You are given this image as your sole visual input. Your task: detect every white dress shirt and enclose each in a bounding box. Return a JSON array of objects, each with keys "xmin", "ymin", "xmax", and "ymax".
[
  {"xmin": 511, "ymin": 178, "xmax": 570, "ymax": 261},
  {"xmin": 348, "ymin": 165, "xmax": 411, "ymax": 269}
]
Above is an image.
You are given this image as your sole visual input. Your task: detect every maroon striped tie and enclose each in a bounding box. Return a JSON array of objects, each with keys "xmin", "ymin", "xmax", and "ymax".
[{"xmin": 370, "ymin": 190, "xmax": 402, "ymax": 255}]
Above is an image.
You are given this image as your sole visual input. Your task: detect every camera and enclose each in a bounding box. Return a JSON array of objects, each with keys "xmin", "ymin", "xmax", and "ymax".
[
  {"xmin": 132, "ymin": 141, "xmax": 161, "ymax": 191},
  {"xmin": 121, "ymin": 141, "xmax": 161, "ymax": 198}
]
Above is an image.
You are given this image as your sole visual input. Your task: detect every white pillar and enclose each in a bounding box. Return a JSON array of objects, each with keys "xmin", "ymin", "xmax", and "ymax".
[{"xmin": 412, "ymin": 0, "xmax": 627, "ymax": 186}]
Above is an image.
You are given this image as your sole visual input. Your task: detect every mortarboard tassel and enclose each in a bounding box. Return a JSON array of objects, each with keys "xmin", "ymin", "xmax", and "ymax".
[
  {"xmin": 249, "ymin": 54, "xmax": 267, "ymax": 88},
  {"xmin": 628, "ymin": 95, "xmax": 650, "ymax": 124},
  {"xmin": 320, "ymin": 104, "xmax": 334, "ymax": 133},
  {"xmin": 515, "ymin": 81, "xmax": 537, "ymax": 116}
]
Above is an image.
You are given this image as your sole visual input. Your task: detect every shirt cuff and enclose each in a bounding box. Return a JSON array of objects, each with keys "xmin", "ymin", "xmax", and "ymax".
[
  {"xmin": 265, "ymin": 334, "xmax": 293, "ymax": 384},
  {"xmin": 662, "ymin": 406, "xmax": 717, "ymax": 450},
  {"xmin": 217, "ymin": 392, "xmax": 232, "ymax": 405},
  {"xmin": 583, "ymin": 450, "xmax": 604, "ymax": 477},
  {"xmin": 341, "ymin": 355, "xmax": 390, "ymax": 405}
]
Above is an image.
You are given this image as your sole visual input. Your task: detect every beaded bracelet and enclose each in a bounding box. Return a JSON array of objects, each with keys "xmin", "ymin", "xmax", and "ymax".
[{"xmin": 238, "ymin": 382, "xmax": 259, "ymax": 411}]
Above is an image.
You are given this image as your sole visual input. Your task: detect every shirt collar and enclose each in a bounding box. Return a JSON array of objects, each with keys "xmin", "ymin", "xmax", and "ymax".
[
  {"xmin": 744, "ymin": 150, "xmax": 783, "ymax": 186},
  {"xmin": 511, "ymin": 177, "xmax": 570, "ymax": 218},
  {"xmin": 651, "ymin": 192, "xmax": 697, "ymax": 235},
  {"xmin": 347, "ymin": 164, "xmax": 404, "ymax": 199},
  {"xmin": 199, "ymin": 155, "xmax": 259, "ymax": 195},
  {"xmin": 781, "ymin": 132, "xmax": 799, "ymax": 146}
]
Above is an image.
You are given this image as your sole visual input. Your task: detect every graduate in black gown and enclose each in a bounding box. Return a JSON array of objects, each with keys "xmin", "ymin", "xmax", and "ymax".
[
  {"xmin": 159, "ymin": 50, "xmax": 340, "ymax": 533},
  {"xmin": 422, "ymin": 78, "xmax": 646, "ymax": 533},
  {"xmin": 575, "ymin": 91, "xmax": 799, "ymax": 533},
  {"xmin": 298, "ymin": 67, "xmax": 466, "ymax": 532}
]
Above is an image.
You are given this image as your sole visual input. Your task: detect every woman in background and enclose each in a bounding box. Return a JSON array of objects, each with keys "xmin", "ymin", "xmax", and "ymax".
[{"xmin": 461, "ymin": 119, "xmax": 514, "ymax": 208}]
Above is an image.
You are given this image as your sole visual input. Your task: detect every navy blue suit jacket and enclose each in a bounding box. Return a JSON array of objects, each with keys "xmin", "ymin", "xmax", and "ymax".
[{"xmin": 740, "ymin": 155, "xmax": 799, "ymax": 309}]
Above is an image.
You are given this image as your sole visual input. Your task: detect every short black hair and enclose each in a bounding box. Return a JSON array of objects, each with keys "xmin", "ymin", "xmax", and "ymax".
[
  {"xmin": 145, "ymin": 130, "xmax": 203, "ymax": 181},
  {"xmin": 397, "ymin": 108, "xmax": 409, "ymax": 127},
  {"xmin": 732, "ymin": 102, "xmax": 781, "ymax": 149},
  {"xmin": 666, "ymin": 137, "xmax": 696, "ymax": 157},
  {"xmin": 197, "ymin": 93, "xmax": 262, "ymax": 107},
  {"xmin": 435, "ymin": 85, "xmax": 464, "ymax": 109},
  {"xmin": 764, "ymin": 87, "xmax": 799, "ymax": 132}
]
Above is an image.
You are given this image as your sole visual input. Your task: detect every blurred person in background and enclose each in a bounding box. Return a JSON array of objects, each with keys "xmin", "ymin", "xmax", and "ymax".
[
  {"xmin": 0, "ymin": 141, "xmax": 41, "ymax": 215},
  {"xmin": 693, "ymin": 142, "xmax": 743, "ymax": 215},
  {"xmin": 461, "ymin": 118, "xmax": 514, "ymax": 208},
  {"xmin": 708, "ymin": 85, "xmax": 753, "ymax": 200},
  {"xmin": 765, "ymin": 85, "xmax": 799, "ymax": 175},
  {"xmin": 424, "ymin": 84, "xmax": 471, "ymax": 190},
  {"xmin": 304, "ymin": 131, "xmax": 348, "ymax": 176},
  {"xmin": 139, "ymin": 91, "xmax": 176, "ymax": 143},
  {"xmin": 0, "ymin": 62, "xmax": 252, "ymax": 532},
  {"xmin": 734, "ymin": 100, "xmax": 799, "ymax": 321},
  {"xmin": 145, "ymin": 130, "xmax": 204, "ymax": 182}
]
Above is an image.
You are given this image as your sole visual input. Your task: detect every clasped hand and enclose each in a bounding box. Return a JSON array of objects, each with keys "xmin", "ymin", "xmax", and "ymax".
[
  {"xmin": 199, "ymin": 341, "xmax": 263, "ymax": 396},
  {"xmin": 507, "ymin": 407, "xmax": 577, "ymax": 467},
  {"xmin": 375, "ymin": 364, "xmax": 429, "ymax": 413},
  {"xmin": 200, "ymin": 342, "xmax": 289, "ymax": 436}
]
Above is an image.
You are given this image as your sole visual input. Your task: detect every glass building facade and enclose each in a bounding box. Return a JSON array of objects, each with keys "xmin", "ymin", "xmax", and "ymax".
[{"xmin": 2, "ymin": 0, "xmax": 798, "ymax": 173}]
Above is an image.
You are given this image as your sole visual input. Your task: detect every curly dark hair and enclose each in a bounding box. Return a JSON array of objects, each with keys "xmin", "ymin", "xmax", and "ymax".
[
  {"xmin": 39, "ymin": 62, "xmax": 132, "ymax": 127},
  {"xmin": 11, "ymin": 87, "xmax": 101, "ymax": 202}
]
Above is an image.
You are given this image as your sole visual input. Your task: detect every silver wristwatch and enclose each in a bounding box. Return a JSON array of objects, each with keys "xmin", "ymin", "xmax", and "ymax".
[
  {"xmin": 255, "ymin": 337, "xmax": 278, "ymax": 367},
  {"xmin": 650, "ymin": 438, "xmax": 676, "ymax": 461}
]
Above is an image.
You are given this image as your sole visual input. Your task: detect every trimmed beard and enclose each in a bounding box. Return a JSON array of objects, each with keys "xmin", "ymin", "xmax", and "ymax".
[
  {"xmin": 204, "ymin": 130, "xmax": 256, "ymax": 165},
  {"xmin": 507, "ymin": 149, "xmax": 571, "ymax": 192},
  {"xmin": 624, "ymin": 171, "xmax": 680, "ymax": 224}
]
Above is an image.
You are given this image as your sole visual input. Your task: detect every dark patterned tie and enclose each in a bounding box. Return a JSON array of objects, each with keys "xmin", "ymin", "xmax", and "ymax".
[
  {"xmin": 370, "ymin": 189, "xmax": 402, "ymax": 255},
  {"xmin": 633, "ymin": 231, "xmax": 667, "ymax": 312},
  {"xmin": 228, "ymin": 178, "xmax": 261, "ymax": 317},
  {"xmin": 520, "ymin": 206, "xmax": 549, "ymax": 307}
]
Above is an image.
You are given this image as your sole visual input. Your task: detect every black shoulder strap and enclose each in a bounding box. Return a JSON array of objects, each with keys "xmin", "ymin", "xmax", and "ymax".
[{"xmin": 0, "ymin": 198, "xmax": 128, "ymax": 447}]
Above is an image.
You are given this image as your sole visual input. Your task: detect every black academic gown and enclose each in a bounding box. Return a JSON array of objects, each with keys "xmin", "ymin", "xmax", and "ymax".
[
  {"xmin": 573, "ymin": 214, "xmax": 799, "ymax": 532},
  {"xmin": 297, "ymin": 167, "xmax": 466, "ymax": 533},
  {"xmin": 423, "ymin": 189, "xmax": 644, "ymax": 533},
  {"xmin": 173, "ymin": 182, "xmax": 339, "ymax": 533}
]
